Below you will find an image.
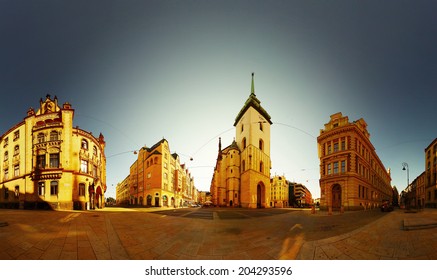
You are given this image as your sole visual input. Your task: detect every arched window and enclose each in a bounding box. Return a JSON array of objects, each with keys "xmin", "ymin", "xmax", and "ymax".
[
  {"xmin": 260, "ymin": 161, "xmax": 264, "ymax": 173},
  {"xmin": 259, "ymin": 139, "xmax": 264, "ymax": 151},
  {"xmin": 154, "ymin": 157, "xmax": 158, "ymax": 164},
  {"xmin": 38, "ymin": 133, "xmax": 45, "ymax": 143},
  {"xmin": 93, "ymin": 146, "xmax": 98, "ymax": 156},
  {"xmin": 260, "ymin": 122, "xmax": 263, "ymax": 131},
  {"xmin": 242, "ymin": 138, "xmax": 247, "ymax": 149},
  {"xmin": 242, "ymin": 160, "xmax": 246, "ymax": 172},
  {"xmin": 81, "ymin": 139, "xmax": 88, "ymax": 150}
]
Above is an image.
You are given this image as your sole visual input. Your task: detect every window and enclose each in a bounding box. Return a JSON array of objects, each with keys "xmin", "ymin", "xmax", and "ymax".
[
  {"xmin": 242, "ymin": 138, "xmax": 247, "ymax": 149},
  {"xmin": 93, "ymin": 146, "xmax": 98, "ymax": 156},
  {"xmin": 38, "ymin": 133, "xmax": 45, "ymax": 143},
  {"xmin": 260, "ymin": 122, "xmax": 263, "ymax": 131},
  {"xmin": 14, "ymin": 130, "xmax": 19, "ymax": 141},
  {"xmin": 327, "ymin": 144, "xmax": 332, "ymax": 154},
  {"xmin": 81, "ymin": 139, "xmax": 88, "ymax": 150},
  {"xmin": 242, "ymin": 160, "xmax": 246, "ymax": 172},
  {"xmin": 341, "ymin": 160, "xmax": 346, "ymax": 173},
  {"xmin": 4, "ymin": 151, "xmax": 8, "ymax": 161},
  {"xmin": 38, "ymin": 182, "xmax": 45, "ymax": 196},
  {"xmin": 260, "ymin": 161, "xmax": 264, "ymax": 173},
  {"xmin": 79, "ymin": 183, "xmax": 85, "ymax": 196},
  {"xmin": 341, "ymin": 139, "xmax": 346, "ymax": 150},
  {"xmin": 49, "ymin": 153, "xmax": 59, "ymax": 168},
  {"xmin": 241, "ymin": 124, "xmax": 244, "ymax": 132},
  {"xmin": 4, "ymin": 169, "xmax": 9, "ymax": 180},
  {"xmin": 333, "ymin": 162, "xmax": 339, "ymax": 174},
  {"xmin": 14, "ymin": 165, "xmax": 19, "ymax": 177},
  {"xmin": 81, "ymin": 160, "xmax": 88, "ymax": 173},
  {"xmin": 259, "ymin": 139, "xmax": 264, "ymax": 151},
  {"xmin": 334, "ymin": 142, "xmax": 339, "ymax": 152},
  {"xmin": 327, "ymin": 163, "xmax": 331, "ymax": 175},
  {"xmin": 50, "ymin": 181, "xmax": 58, "ymax": 195},
  {"xmin": 50, "ymin": 131, "xmax": 58, "ymax": 141},
  {"xmin": 92, "ymin": 165, "xmax": 97, "ymax": 178},
  {"xmin": 37, "ymin": 155, "xmax": 46, "ymax": 169},
  {"xmin": 14, "ymin": 145, "xmax": 19, "ymax": 156},
  {"xmin": 14, "ymin": 186, "xmax": 19, "ymax": 197},
  {"xmin": 3, "ymin": 137, "xmax": 8, "ymax": 148}
]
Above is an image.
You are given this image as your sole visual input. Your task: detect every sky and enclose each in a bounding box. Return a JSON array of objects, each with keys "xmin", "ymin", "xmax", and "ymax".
[{"xmin": 1, "ymin": 0, "xmax": 436, "ymax": 200}]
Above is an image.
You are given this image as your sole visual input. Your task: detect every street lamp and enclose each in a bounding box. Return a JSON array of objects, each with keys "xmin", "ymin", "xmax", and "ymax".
[
  {"xmin": 402, "ymin": 162, "xmax": 410, "ymax": 209},
  {"xmin": 402, "ymin": 162, "xmax": 409, "ymax": 187}
]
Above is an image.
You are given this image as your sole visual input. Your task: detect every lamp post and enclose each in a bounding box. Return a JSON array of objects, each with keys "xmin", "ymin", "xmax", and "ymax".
[{"xmin": 402, "ymin": 162, "xmax": 410, "ymax": 209}]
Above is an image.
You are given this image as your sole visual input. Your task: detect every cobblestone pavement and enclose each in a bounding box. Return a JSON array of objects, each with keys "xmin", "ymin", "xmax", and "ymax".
[{"xmin": 1, "ymin": 207, "xmax": 436, "ymax": 260}]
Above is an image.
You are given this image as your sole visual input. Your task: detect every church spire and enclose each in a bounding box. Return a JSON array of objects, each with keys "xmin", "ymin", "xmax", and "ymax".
[{"xmin": 251, "ymin": 72, "xmax": 255, "ymax": 95}]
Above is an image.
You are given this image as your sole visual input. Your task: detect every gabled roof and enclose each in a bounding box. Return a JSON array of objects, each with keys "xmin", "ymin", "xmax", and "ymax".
[{"xmin": 234, "ymin": 73, "xmax": 272, "ymax": 126}]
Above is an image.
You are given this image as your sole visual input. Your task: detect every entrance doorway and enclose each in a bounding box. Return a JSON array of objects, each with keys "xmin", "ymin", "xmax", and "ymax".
[
  {"xmin": 257, "ymin": 182, "xmax": 265, "ymax": 208},
  {"xmin": 332, "ymin": 184, "xmax": 342, "ymax": 209}
]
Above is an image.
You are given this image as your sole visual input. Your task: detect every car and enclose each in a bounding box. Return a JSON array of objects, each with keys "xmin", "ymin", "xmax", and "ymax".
[{"xmin": 380, "ymin": 200, "xmax": 394, "ymax": 212}]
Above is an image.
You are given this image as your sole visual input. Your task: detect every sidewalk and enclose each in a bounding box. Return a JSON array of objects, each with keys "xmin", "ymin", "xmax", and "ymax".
[
  {"xmin": 297, "ymin": 208, "xmax": 437, "ymax": 260},
  {"xmin": 1, "ymin": 207, "xmax": 437, "ymax": 260}
]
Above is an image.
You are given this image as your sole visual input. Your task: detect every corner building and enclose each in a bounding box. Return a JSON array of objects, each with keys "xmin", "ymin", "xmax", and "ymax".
[
  {"xmin": 211, "ymin": 73, "xmax": 272, "ymax": 208},
  {"xmin": 317, "ymin": 112, "xmax": 392, "ymax": 211},
  {"xmin": 129, "ymin": 139, "xmax": 196, "ymax": 207},
  {"xmin": 0, "ymin": 95, "xmax": 106, "ymax": 210}
]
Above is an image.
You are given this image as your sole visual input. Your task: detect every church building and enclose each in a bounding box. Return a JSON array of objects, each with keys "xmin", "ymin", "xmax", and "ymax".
[{"xmin": 210, "ymin": 73, "xmax": 272, "ymax": 208}]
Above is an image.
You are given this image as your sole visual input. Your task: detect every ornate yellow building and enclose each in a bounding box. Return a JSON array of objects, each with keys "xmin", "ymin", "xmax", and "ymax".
[
  {"xmin": 271, "ymin": 175, "xmax": 289, "ymax": 208},
  {"xmin": 128, "ymin": 138, "xmax": 196, "ymax": 207},
  {"xmin": 211, "ymin": 73, "xmax": 272, "ymax": 208},
  {"xmin": 318, "ymin": 112, "xmax": 392, "ymax": 211},
  {"xmin": 0, "ymin": 95, "xmax": 106, "ymax": 210}
]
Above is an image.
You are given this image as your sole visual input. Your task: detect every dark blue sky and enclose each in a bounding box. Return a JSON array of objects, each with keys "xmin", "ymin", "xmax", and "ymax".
[{"xmin": 1, "ymin": 0, "xmax": 436, "ymax": 198}]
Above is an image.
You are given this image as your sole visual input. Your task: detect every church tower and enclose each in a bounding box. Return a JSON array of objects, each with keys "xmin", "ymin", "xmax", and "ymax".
[{"xmin": 234, "ymin": 73, "xmax": 272, "ymax": 208}]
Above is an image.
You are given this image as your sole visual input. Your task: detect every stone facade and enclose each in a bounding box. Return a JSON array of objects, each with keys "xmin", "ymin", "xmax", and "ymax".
[
  {"xmin": 210, "ymin": 73, "xmax": 272, "ymax": 208},
  {"xmin": 318, "ymin": 112, "xmax": 392, "ymax": 211},
  {"xmin": 0, "ymin": 95, "xmax": 106, "ymax": 210}
]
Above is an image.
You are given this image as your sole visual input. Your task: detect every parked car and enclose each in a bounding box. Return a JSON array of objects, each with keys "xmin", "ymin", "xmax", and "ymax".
[{"xmin": 380, "ymin": 200, "xmax": 394, "ymax": 212}]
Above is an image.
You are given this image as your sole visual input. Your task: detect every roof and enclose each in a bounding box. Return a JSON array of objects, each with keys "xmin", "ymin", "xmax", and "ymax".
[{"xmin": 233, "ymin": 74, "xmax": 272, "ymax": 126}]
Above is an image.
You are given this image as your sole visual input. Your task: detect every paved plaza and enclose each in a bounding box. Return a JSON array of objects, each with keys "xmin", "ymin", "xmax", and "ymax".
[{"xmin": 1, "ymin": 207, "xmax": 437, "ymax": 260}]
